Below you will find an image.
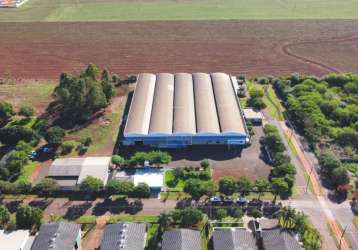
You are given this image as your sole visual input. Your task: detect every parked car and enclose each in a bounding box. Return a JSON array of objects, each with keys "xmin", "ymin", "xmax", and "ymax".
[
  {"xmin": 236, "ymin": 197, "xmax": 247, "ymax": 206},
  {"xmin": 209, "ymin": 196, "xmax": 222, "ymax": 206}
]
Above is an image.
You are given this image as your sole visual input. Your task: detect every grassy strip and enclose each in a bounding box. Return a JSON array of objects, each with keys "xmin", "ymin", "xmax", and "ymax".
[
  {"xmin": 146, "ymin": 224, "xmax": 160, "ymax": 250},
  {"xmin": 284, "ymin": 131, "xmax": 299, "ymax": 157},
  {"xmin": 76, "ymin": 215, "xmax": 97, "ymax": 224},
  {"xmin": 303, "ymin": 172, "xmax": 314, "ymax": 194},
  {"xmin": 108, "ymin": 215, "xmax": 158, "ymax": 224},
  {"xmin": 262, "ymin": 85, "xmax": 285, "ymax": 121}
]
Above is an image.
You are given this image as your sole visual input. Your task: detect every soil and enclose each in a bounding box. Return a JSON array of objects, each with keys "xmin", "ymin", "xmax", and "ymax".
[{"xmin": 1, "ymin": 21, "xmax": 358, "ymax": 79}]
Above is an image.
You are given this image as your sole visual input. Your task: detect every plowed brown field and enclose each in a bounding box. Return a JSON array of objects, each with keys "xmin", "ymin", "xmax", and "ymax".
[{"xmin": 1, "ymin": 21, "xmax": 358, "ymax": 79}]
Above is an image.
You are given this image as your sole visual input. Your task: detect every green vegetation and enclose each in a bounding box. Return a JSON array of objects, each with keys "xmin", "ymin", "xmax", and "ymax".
[
  {"xmin": 108, "ymin": 215, "xmax": 158, "ymax": 224},
  {"xmin": 16, "ymin": 204, "xmax": 43, "ymax": 230},
  {"xmin": 1, "ymin": 0, "xmax": 358, "ymax": 22},
  {"xmin": 79, "ymin": 176, "xmax": 104, "ymax": 194},
  {"xmin": 16, "ymin": 161, "xmax": 37, "ymax": 182},
  {"xmin": 275, "ymin": 73, "xmax": 358, "ymax": 156},
  {"xmin": 277, "ymin": 206, "xmax": 322, "ymax": 250},
  {"xmin": 76, "ymin": 215, "xmax": 96, "ymax": 224},
  {"xmin": 164, "ymin": 170, "xmax": 185, "ymax": 190},
  {"xmin": 354, "ymin": 216, "xmax": 358, "ymax": 230}
]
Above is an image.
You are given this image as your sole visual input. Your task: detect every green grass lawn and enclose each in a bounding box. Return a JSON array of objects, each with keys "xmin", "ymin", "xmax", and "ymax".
[
  {"xmin": 108, "ymin": 215, "xmax": 158, "ymax": 224},
  {"xmin": 1, "ymin": 0, "xmax": 358, "ymax": 22},
  {"xmin": 16, "ymin": 161, "xmax": 37, "ymax": 182},
  {"xmin": 164, "ymin": 170, "xmax": 185, "ymax": 190}
]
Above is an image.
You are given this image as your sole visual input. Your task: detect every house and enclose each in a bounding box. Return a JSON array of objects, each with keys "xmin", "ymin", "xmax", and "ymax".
[
  {"xmin": 30, "ymin": 222, "xmax": 81, "ymax": 250},
  {"xmin": 243, "ymin": 108, "xmax": 263, "ymax": 124},
  {"xmin": 47, "ymin": 157, "xmax": 110, "ymax": 190},
  {"xmin": 100, "ymin": 222, "xmax": 146, "ymax": 250},
  {"xmin": 261, "ymin": 228, "xmax": 302, "ymax": 250},
  {"xmin": 0, "ymin": 230, "xmax": 33, "ymax": 250},
  {"xmin": 161, "ymin": 229, "xmax": 201, "ymax": 250},
  {"xmin": 212, "ymin": 228, "xmax": 257, "ymax": 250}
]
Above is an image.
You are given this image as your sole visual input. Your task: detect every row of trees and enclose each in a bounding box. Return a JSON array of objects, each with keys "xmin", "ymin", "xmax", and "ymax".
[
  {"xmin": 0, "ymin": 101, "xmax": 34, "ymax": 127},
  {"xmin": 111, "ymin": 151, "xmax": 172, "ymax": 167},
  {"xmin": 0, "ymin": 204, "xmax": 42, "ymax": 231},
  {"xmin": 261, "ymin": 124, "xmax": 296, "ymax": 199}
]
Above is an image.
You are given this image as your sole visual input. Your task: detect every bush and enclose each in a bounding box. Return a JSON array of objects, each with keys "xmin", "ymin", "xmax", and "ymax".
[
  {"xmin": 81, "ymin": 136, "xmax": 93, "ymax": 147},
  {"xmin": 248, "ymin": 208, "xmax": 262, "ymax": 218},
  {"xmin": 131, "ymin": 183, "xmax": 150, "ymax": 198},
  {"xmin": 18, "ymin": 105, "xmax": 34, "ymax": 118},
  {"xmin": 200, "ymin": 159, "xmax": 210, "ymax": 169},
  {"xmin": 214, "ymin": 208, "xmax": 227, "ymax": 220},
  {"xmin": 79, "ymin": 176, "xmax": 103, "ymax": 194},
  {"xmin": 34, "ymin": 178, "xmax": 59, "ymax": 196},
  {"xmin": 219, "ymin": 176, "xmax": 237, "ymax": 196},
  {"xmin": 0, "ymin": 126, "xmax": 39, "ymax": 146},
  {"xmin": 111, "ymin": 155, "xmax": 125, "ymax": 166},
  {"xmin": 15, "ymin": 180, "xmax": 32, "ymax": 194},
  {"xmin": 172, "ymin": 208, "xmax": 203, "ymax": 227},
  {"xmin": 60, "ymin": 141, "xmax": 76, "ymax": 155},
  {"xmin": 0, "ymin": 100, "xmax": 14, "ymax": 127},
  {"xmin": 107, "ymin": 180, "xmax": 134, "ymax": 196}
]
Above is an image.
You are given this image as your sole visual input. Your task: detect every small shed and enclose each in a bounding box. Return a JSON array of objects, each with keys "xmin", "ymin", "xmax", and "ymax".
[{"xmin": 243, "ymin": 108, "xmax": 263, "ymax": 124}]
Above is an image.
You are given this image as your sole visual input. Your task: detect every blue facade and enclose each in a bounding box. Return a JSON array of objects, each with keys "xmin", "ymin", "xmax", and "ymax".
[{"xmin": 122, "ymin": 133, "xmax": 248, "ymax": 148}]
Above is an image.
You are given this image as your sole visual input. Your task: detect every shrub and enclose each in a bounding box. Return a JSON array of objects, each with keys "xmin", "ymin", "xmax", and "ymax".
[
  {"xmin": 79, "ymin": 176, "xmax": 103, "ymax": 194},
  {"xmin": 214, "ymin": 208, "xmax": 227, "ymax": 220},
  {"xmin": 16, "ymin": 205, "xmax": 43, "ymax": 230},
  {"xmin": 34, "ymin": 178, "xmax": 58, "ymax": 196},
  {"xmin": 18, "ymin": 105, "xmax": 34, "ymax": 118},
  {"xmin": 131, "ymin": 183, "xmax": 150, "ymax": 198},
  {"xmin": 81, "ymin": 136, "xmax": 93, "ymax": 147},
  {"xmin": 61, "ymin": 141, "xmax": 76, "ymax": 155},
  {"xmin": 107, "ymin": 180, "xmax": 134, "ymax": 196},
  {"xmin": 44, "ymin": 126, "xmax": 65, "ymax": 145},
  {"xmin": 200, "ymin": 159, "xmax": 210, "ymax": 169},
  {"xmin": 111, "ymin": 155, "xmax": 125, "ymax": 166}
]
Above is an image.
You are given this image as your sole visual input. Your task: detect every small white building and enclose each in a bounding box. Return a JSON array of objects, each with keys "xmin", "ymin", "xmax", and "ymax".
[
  {"xmin": 134, "ymin": 168, "xmax": 164, "ymax": 191},
  {"xmin": 243, "ymin": 108, "xmax": 263, "ymax": 124},
  {"xmin": 0, "ymin": 230, "xmax": 32, "ymax": 250}
]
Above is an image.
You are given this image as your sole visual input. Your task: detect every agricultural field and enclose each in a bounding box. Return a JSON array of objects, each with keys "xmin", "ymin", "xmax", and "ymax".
[
  {"xmin": 1, "ymin": 0, "xmax": 358, "ymax": 22},
  {"xmin": 1, "ymin": 21, "xmax": 358, "ymax": 79}
]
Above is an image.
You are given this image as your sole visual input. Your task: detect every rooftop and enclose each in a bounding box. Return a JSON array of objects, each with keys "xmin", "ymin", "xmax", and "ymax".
[
  {"xmin": 133, "ymin": 168, "xmax": 164, "ymax": 188},
  {"xmin": 124, "ymin": 73, "xmax": 246, "ymax": 136},
  {"xmin": 0, "ymin": 230, "xmax": 30, "ymax": 250},
  {"xmin": 162, "ymin": 229, "xmax": 201, "ymax": 250},
  {"xmin": 100, "ymin": 222, "xmax": 146, "ymax": 250},
  {"xmin": 262, "ymin": 228, "xmax": 301, "ymax": 250},
  {"xmin": 213, "ymin": 228, "xmax": 257, "ymax": 250},
  {"xmin": 30, "ymin": 222, "xmax": 81, "ymax": 250}
]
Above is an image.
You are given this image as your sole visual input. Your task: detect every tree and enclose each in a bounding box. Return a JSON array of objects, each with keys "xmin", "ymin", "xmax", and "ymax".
[
  {"xmin": 184, "ymin": 179, "xmax": 214, "ymax": 201},
  {"xmin": 272, "ymin": 153, "xmax": 291, "ymax": 167},
  {"xmin": 318, "ymin": 151, "xmax": 341, "ymax": 176},
  {"xmin": 248, "ymin": 208, "xmax": 262, "ymax": 219},
  {"xmin": 236, "ymin": 176, "xmax": 252, "ymax": 196},
  {"xmin": 16, "ymin": 205, "xmax": 43, "ymax": 230},
  {"xmin": 44, "ymin": 126, "xmax": 65, "ymax": 145},
  {"xmin": 131, "ymin": 183, "xmax": 150, "ymax": 198},
  {"xmin": 5, "ymin": 150, "xmax": 29, "ymax": 174},
  {"xmin": 200, "ymin": 159, "xmax": 210, "ymax": 169},
  {"xmin": 214, "ymin": 208, "xmax": 227, "ymax": 220},
  {"xmin": 176, "ymin": 208, "xmax": 203, "ymax": 227},
  {"xmin": 254, "ymin": 178, "xmax": 271, "ymax": 200},
  {"xmin": 271, "ymin": 178, "xmax": 289, "ymax": 202},
  {"xmin": 263, "ymin": 133, "xmax": 285, "ymax": 154},
  {"xmin": 219, "ymin": 176, "xmax": 237, "ymax": 196},
  {"xmin": 84, "ymin": 63, "xmax": 99, "ymax": 80},
  {"xmin": 107, "ymin": 180, "xmax": 134, "ymax": 196},
  {"xmin": 15, "ymin": 141, "xmax": 32, "ymax": 155},
  {"xmin": 148, "ymin": 151, "xmax": 172, "ymax": 166},
  {"xmin": 111, "ymin": 155, "xmax": 125, "ymax": 167},
  {"xmin": 79, "ymin": 176, "xmax": 103, "ymax": 194},
  {"xmin": 271, "ymin": 163, "xmax": 296, "ymax": 177},
  {"xmin": 0, "ymin": 126, "xmax": 39, "ymax": 146},
  {"xmin": 0, "ymin": 100, "xmax": 14, "ymax": 127},
  {"xmin": 34, "ymin": 178, "xmax": 58, "ymax": 196},
  {"xmin": 15, "ymin": 180, "xmax": 32, "ymax": 194},
  {"xmin": 0, "ymin": 167, "xmax": 9, "ymax": 181},
  {"xmin": 60, "ymin": 141, "xmax": 76, "ymax": 155},
  {"xmin": 18, "ymin": 105, "xmax": 34, "ymax": 118},
  {"xmin": 0, "ymin": 205, "xmax": 10, "ymax": 228},
  {"xmin": 276, "ymin": 206, "xmax": 296, "ymax": 228},
  {"xmin": 158, "ymin": 211, "xmax": 173, "ymax": 232},
  {"xmin": 247, "ymin": 97, "xmax": 266, "ymax": 110},
  {"xmin": 331, "ymin": 167, "xmax": 350, "ymax": 187}
]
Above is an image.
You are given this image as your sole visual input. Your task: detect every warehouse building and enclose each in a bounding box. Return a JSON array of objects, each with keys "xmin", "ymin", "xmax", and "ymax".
[{"xmin": 122, "ymin": 73, "xmax": 248, "ymax": 148}]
